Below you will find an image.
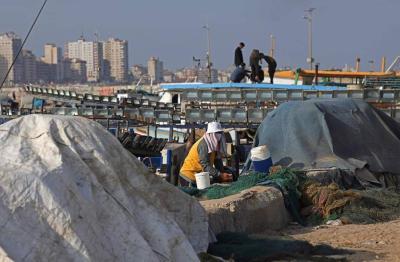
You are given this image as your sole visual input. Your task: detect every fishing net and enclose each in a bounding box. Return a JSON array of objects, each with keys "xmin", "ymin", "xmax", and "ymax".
[
  {"xmin": 204, "ymin": 172, "xmax": 269, "ymax": 200},
  {"xmin": 207, "ymin": 232, "xmax": 353, "ymax": 262},
  {"xmin": 180, "ymin": 167, "xmax": 400, "ymax": 225},
  {"xmin": 300, "ymin": 181, "xmax": 361, "ymax": 218},
  {"xmin": 179, "ymin": 172, "xmax": 276, "ymax": 199},
  {"xmin": 300, "ymin": 181, "xmax": 400, "ymax": 225},
  {"xmin": 200, "ymin": 168, "xmax": 302, "ymax": 200},
  {"xmin": 339, "ymin": 188, "xmax": 400, "ymax": 224}
]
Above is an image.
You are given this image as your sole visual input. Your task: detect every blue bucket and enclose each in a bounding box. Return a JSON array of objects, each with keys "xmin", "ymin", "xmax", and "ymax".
[
  {"xmin": 143, "ymin": 157, "xmax": 163, "ymax": 169},
  {"xmin": 253, "ymin": 157, "xmax": 273, "ymax": 173}
]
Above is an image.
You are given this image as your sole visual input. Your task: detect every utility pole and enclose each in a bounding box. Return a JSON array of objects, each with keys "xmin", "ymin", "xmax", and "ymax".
[
  {"xmin": 203, "ymin": 24, "xmax": 212, "ymax": 83},
  {"xmin": 304, "ymin": 8, "xmax": 315, "ymax": 70},
  {"xmin": 269, "ymin": 34, "xmax": 276, "ymax": 58}
]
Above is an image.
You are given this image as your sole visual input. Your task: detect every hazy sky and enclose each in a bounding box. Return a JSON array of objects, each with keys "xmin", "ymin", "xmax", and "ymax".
[{"xmin": 0, "ymin": 0, "xmax": 399, "ymax": 71}]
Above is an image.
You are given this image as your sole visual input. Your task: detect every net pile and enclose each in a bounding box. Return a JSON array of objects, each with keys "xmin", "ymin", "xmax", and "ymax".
[
  {"xmin": 204, "ymin": 172, "xmax": 269, "ymax": 200},
  {"xmin": 301, "ymin": 182, "xmax": 400, "ymax": 224},
  {"xmin": 181, "ymin": 168, "xmax": 400, "ymax": 225},
  {"xmin": 340, "ymin": 188, "xmax": 400, "ymax": 224}
]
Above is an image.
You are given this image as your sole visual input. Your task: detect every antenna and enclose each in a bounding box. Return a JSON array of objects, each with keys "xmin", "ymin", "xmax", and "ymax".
[
  {"xmin": 269, "ymin": 34, "xmax": 276, "ymax": 58},
  {"xmin": 304, "ymin": 8, "xmax": 316, "ymax": 70},
  {"xmin": 202, "ymin": 24, "xmax": 212, "ymax": 83}
]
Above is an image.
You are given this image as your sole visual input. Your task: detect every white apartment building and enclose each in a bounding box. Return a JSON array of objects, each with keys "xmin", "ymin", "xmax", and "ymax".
[{"xmin": 66, "ymin": 39, "xmax": 103, "ymax": 82}]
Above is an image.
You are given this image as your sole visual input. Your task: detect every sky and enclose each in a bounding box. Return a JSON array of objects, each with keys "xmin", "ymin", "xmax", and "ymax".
[{"xmin": 0, "ymin": 0, "xmax": 399, "ymax": 71}]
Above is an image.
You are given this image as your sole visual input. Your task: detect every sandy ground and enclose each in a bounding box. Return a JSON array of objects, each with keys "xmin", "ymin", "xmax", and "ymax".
[{"xmin": 283, "ymin": 219, "xmax": 400, "ymax": 261}]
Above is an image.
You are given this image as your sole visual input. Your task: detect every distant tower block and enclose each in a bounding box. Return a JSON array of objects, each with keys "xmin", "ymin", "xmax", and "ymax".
[{"xmin": 355, "ymin": 57, "xmax": 361, "ymax": 72}]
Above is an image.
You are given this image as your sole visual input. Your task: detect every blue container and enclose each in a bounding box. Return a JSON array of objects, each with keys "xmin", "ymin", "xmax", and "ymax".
[
  {"xmin": 143, "ymin": 157, "xmax": 163, "ymax": 169},
  {"xmin": 253, "ymin": 157, "xmax": 273, "ymax": 173},
  {"xmin": 108, "ymin": 128, "xmax": 117, "ymax": 136}
]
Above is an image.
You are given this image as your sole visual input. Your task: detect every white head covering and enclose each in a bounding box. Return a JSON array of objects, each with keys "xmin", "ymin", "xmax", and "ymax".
[
  {"xmin": 206, "ymin": 122, "xmax": 223, "ymax": 134},
  {"xmin": 204, "ymin": 122, "xmax": 227, "ymax": 156}
]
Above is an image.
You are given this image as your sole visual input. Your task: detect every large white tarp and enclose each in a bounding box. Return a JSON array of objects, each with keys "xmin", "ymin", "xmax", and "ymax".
[{"xmin": 0, "ymin": 115, "xmax": 208, "ymax": 262}]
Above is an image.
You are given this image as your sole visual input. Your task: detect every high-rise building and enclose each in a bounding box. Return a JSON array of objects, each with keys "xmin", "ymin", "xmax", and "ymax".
[
  {"xmin": 36, "ymin": 58, "xmax": 51, "ymax": 83},
  {"xmin": 147, "ymin": 57, "xmax": 163, "ymax": 84},
  {"xmin": 0, "ymin": 32, "xmax": 23, "ymax": 85},
  {"xmin": 62, "ymin": 58, "xmax": 87, "ymax": 83},
  {"xmin": 22, "ymin": 50, "xmax": 37, "ymax": 83},
  {"xmin": 43, "ymin": 43, "xmax": 62, "ymax": 64},
  {"xmin": 42, "ymin": 43, "xmax": 63, "ymax": 82},
  {"xmin": 103, "ymin": 38, "xmax": 128, "ymax": 83},
  {"xmin": 66, "ymin": 38, "xmax": 103, "ymax": 82}
]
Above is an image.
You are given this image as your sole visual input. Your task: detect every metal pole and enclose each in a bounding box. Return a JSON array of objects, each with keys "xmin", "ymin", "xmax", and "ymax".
[
  {"xmin": 203, "ymin": 25, "xmax": 212, "ymax": 83},
  {"xmin": 304, "ymin": 8, "xmax": 315, "ymax": 70},
  {"xmin": 309, "ymin": 17, "xmax": 313, "ymax": 70},
  {"xmin": 168, "ymin": 126, "xmax": 174, "ymax": 142},
  {"xmin": 269, "ymin": 34, "xmax": 276, "ymax": 58},
  {"xmin": 315, "ymin": 63, "xmax": 319, "ymax": 85}
]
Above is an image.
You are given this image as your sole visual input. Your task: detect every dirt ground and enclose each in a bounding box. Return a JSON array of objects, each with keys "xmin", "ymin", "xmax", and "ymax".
[{"xmin": 283, "ymin": 219, "xmax": 400, "ymax": 261}]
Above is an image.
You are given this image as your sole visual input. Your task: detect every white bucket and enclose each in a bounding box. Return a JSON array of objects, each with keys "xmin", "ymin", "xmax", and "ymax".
[
  {"xmin": 250, "ymin": 145, "xmax": 271, "ymax": 161},
  {"xmin": 195, "ymin": 172, "xmax": 211, "ymax": 190}
]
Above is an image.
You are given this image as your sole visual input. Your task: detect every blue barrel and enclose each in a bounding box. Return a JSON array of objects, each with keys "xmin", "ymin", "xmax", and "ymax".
[
  {"xmin": 251, "ymin": 145, "xmax": 273, "ymax": 173},
  {"xmin": 253, "ymin": 157, "xmax": 273, "ymax": 173}
]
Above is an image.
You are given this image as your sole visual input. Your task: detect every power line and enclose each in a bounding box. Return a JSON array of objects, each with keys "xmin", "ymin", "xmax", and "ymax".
[{"xmin": 0, "ymin": 0, "xmax": 49, "ymax": 90}]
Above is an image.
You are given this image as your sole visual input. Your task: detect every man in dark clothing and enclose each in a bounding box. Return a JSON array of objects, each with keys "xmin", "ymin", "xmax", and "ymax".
[
  {"xmin": 234, "ymin": 42, "xmax": 245, "ymax": 67},
  {"xmin": 249, "ymin": 49, "xmax": 277, "ymax": 84},
  {"xmin": 230, "ymin": 67, "xmax": 251, "ymax": 83},
  {"xmin": 264, "ymin": 55, "xmax": 277, "ymax": 84}
]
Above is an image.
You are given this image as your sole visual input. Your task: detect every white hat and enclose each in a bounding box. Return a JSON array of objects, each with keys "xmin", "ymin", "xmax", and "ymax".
[{"xmin": 207, "ymin": 122, "xmax": 223, "ymax": 133}]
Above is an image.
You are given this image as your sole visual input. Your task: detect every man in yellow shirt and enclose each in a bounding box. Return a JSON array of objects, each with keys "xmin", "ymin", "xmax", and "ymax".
[{"xmin": 180, "ymin": 122, "xmax": 233, "ymax": 187}]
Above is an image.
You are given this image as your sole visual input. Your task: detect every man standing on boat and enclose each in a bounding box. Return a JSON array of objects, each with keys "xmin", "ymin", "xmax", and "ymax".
[
  {"xmin": 249, "ymin": 49, "xmax": 277, "ymax": 84},
  {"xmin": 231, "ymin": 42, "xmax": 250, "ymax": 83},
  {"xmin": 234, "ymin": 42, "xmax": 246, "ymax": 68}
]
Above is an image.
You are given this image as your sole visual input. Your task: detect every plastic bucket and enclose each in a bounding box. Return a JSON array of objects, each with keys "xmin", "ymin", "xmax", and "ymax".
[
  {"xmin": 253, "ymin": 158, "xmax": 273, "ymax": 173},
  {"xmin": 195, "ymin": 172, "xmax": 211, "ymax": 189},
  {"xmin": 251, "ymin": 145, "xmax": 273, "ymax": 173}
]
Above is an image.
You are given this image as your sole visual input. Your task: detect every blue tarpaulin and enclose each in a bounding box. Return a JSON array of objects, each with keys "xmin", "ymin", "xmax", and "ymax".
[
  {"xmin": 160, "ymin": 82, "xmax": 346, "ymax": 91},
  {"xmin": 33, "ymin": 98, "xmax": 44, "ymax": 109}
]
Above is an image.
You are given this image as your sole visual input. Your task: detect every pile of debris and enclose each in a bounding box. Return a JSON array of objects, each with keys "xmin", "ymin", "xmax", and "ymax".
[{"xmin": 0, "ymin": 115, "xmax": 208, "ymax": 261}]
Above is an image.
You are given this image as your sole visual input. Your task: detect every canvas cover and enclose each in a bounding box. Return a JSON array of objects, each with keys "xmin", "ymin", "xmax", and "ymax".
[
  {"xmin": 245, "ymin": 99, "xmax": 400, "ymax": 176},
  {"xmin": 0, "ymin": 115, "xmax": 208, "ymax": 262}
]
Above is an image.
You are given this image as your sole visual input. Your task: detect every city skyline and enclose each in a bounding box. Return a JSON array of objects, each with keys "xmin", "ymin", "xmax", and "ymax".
[
  {"xmin": 1, "ymin": 0, "xmax": 400, "ymax": 71},
  {"xmin": 1, "ymin": 31, "xmax": 228, "ymax": 85}
]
